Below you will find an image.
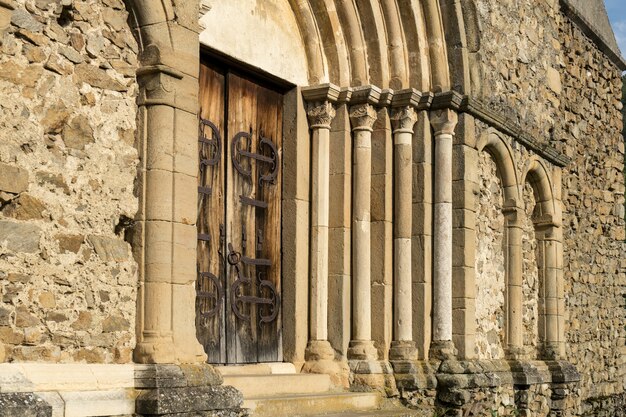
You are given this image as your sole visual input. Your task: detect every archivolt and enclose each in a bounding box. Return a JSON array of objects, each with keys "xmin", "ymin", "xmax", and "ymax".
[
  {"xmin": 288, "ymin": 0, "xmax": 453, "ymax": 89},
  {"xmin": 477, "ymin": 130, "xmax": 521, "ymax": 206}
]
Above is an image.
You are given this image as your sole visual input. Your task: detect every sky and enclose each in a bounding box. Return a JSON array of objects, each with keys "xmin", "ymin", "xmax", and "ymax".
[{"xmin": 606, "ymin": 0, "xmax": 626, "ymax": 56}]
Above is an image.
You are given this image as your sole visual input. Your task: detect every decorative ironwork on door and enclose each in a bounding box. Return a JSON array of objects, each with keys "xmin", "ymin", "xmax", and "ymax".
[{"xmin": 196, "ymin": 60, "xmax": 283, "ymax": 364}]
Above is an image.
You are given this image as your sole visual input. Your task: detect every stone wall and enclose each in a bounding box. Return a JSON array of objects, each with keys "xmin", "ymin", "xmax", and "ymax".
[
  {"xmin": 473, "ymin": 0, "xmax": 562, "ymax": 146},
  {"xmin": 471, "ymin": 0, "xmax": 626, "ymax": 414},
  {"xmin": 474, "ymin": 151, "xmax": 505, "ymax": 360},
  {"xmin": 557, "ymin": 12, "xmax": 626, "ymax": 415},
  {"xmin": 0, "ymin": 0, "xmax": 139, "ymax": 363}
]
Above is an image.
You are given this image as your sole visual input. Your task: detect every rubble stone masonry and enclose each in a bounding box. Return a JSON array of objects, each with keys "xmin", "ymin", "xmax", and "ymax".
[
  {"xmin": 0, "ymin": 0, "xmax": 139, "ymax": 364},
  {"xmin": 473, "ymin": 0, "xmax": 626, "ymax": 415}
]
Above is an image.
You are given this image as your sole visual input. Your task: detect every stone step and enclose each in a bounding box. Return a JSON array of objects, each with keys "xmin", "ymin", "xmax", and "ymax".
[
  {"xmin": 314, "ymin": 409, "xmax": 426, "ymax": 417},
  {"xmin": 216, "ymin": 362, "xmax": 297, "ymax": 376},
  {"xmin": 244, "ymin": 392, "xmax": 382, "ymax": 417},
  {"xmin": 223, "ymin": 373, "xmax": 332, "ymax": 397}
]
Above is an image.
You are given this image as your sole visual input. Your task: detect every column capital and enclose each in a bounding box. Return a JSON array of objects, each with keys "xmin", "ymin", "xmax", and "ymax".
[
  {"xmin": 305, "ymin": 101, "xmax": 337, "ymax": 129},
  {"xmin": 429, "ymin": 108, "xmax": 458, "ymax": 136},
  {"xmin": 390, "ymin": 106, "xmax": 418, "ymax": 135},
  {"xmin": 349, "ymin": 103, "xmax": 378, "ymax": 132},
  {"xmin": 347, "ymin": 86, "xmax": 381, "ymax": 132}
]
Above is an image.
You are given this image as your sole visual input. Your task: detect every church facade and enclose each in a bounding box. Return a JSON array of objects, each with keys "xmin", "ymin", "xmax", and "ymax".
[{"xmin": 0, "ymin": 0, "xmax": 624, "ymax": 416}]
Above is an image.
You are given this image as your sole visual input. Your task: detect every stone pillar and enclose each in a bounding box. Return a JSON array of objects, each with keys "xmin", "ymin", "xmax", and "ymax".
[
  {"xmin": 301, "ymin": 85, "xmax": 340, "ymax": 365},
  {"xmin": 429, "ymin": 108, "xmax": 458, "ymax": 359},
  {"xmin": 347, "ymin": 87, "xmax": 381, "ymax": 361},
  {"xmin": 503, "ymin": 204, "xmax": 524, "ymax": 357},
  {"xmin": 389, "ymin": 90, "xmax": 420, "ymax": 361},
  {"xmin": 133, "ymin": 60, "xmax": 206, "ymax": 365}
]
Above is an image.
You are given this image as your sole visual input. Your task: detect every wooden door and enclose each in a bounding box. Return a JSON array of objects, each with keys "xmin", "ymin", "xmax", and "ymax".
[{"xmin": 196, "ymin": 59, "xmax": 283, "ymax": 364}]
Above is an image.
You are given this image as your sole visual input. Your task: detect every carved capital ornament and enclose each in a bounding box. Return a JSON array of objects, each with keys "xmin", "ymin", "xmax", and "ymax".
[
  {"xmin": 349, "ymin": 103, "xmax": 378, "ymax": 132},
  {"xmin": 306, "ymin": 101, "xmax": 336, "ymax": 129}
]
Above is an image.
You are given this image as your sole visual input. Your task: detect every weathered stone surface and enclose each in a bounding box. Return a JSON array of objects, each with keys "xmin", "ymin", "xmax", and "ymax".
[
  {"xmin": 102, "ymin": 315, "xmax": 129, "ymax": 332},
  {"xmin": 11, "ymin": 8, "xmax": 43, "ymax": 32},
  {"xmin": 15, "ymin": 306, "xmax": 41, "ymax": 327},
  {"xmin": 74, "ymin": 63, "xmax": 126, "ymax": 91},
  {"xmin": 56, "ymin": 234, "xmax": 83, "ymax": 253},
  {"xmin": 0, "ymin": 221, "xmax": 41, "ymax": 253},
  {"xmin": 88, "ymin": 235, "xmax": 129, "ymax": 262},
  {"xmin": 0, "ymin": 393, "xmax": 52, "ymax": 417},
  {"xmin": 136, "ymin": 386, "xmax": 243, "ymax": 414},
  {"xmin": 0, "ymin": 163, "xmax": 29, "ymax": 194},
  {"xmin": 62, "ymin": 115, "xmax": 94, "ymax": 149},
  {"xmin": 70, "ymin": 311, "xmax": 92, "ymax": 330},
  {"xmin": 2, "ymin": 194, "xmax": 47, "ymax": 220},
  {"xmin": 41, "ymin": 103, "xmax": 70, "ymax": 134}
]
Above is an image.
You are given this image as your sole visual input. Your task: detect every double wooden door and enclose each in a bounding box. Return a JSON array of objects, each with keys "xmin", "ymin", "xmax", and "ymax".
[{"xmin": 196, "ymin": 58, "xmax": 283, "ymax": 364}]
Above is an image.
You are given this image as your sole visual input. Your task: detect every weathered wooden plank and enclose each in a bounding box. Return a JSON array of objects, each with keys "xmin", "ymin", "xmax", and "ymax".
[
  {"xmin": 197, "ymin": 60, "xmax": 226, "ymax": 364},
  {"xmin": 227, "ymin": 73, "xmax": 259, "ymax": 363},
  {"xmin": 255, "ymin": 86, "xmax": 283, "ymax": 362}
]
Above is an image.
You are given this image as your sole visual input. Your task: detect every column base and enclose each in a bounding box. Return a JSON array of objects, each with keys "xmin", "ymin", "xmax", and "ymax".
[
  {"xmin": 303, "ymin": 340, "xmax": 350, "ymax": 388},
  {"xmin": 347, "ymin": 340, "xmax": 378, "ymax": 361},
  {"xmin": 135, "ymin": 364, "xmax": 246, "ymax": 416},
  {"xmin": 349, "ymin": 359, "xmax": 397, "ymax": 396},
  {"xmin": 389, "ymin": 340, "xmax": 418, "ymax": 361},
  {"xmin": 429, "ymin": 340, "xmax": 457, "ymax": 361},
  {"xmin": 305, "ymin": 339, "xmax": 335, "ymax": 361},
  {"xmin": 135, "ymin": 337, "xmax": 207, "ymax": 365},
  {"xmin": 506, "ymin": 345, "xmax": 530, "ymax": 361}
]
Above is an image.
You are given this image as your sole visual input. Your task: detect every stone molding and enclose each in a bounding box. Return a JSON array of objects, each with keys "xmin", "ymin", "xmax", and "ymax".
[{"xmin": 432, "ymin": 91, "xmax": 570, "ymax": 167}]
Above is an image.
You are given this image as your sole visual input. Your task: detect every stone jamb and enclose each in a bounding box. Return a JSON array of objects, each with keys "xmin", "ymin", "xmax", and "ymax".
[
  {"xmin": 282, "ymin": 87, "xmax": 312, "ymax": 369},
  {"xmin": 451, "ymin": 112, "xmax": 478, "ymax": 360}
]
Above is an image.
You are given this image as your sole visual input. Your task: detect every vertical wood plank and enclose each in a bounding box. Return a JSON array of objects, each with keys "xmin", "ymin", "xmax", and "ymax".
[
  {"xmin": 227, "ymin": 73, "xmax": 259, "ymax": 363},
  {"xmin": 197, "ymin": 61, "xmax": 226, "ymax": 364},
  {"xmin": 256, "ymin": 86, "xmax": 283, "ymax": 362}
]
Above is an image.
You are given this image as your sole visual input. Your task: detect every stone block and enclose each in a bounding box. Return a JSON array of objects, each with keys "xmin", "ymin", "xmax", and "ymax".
[
  {"xmin": 547, "ymin": 67, "xmax": 562, "ymax": 95},
  {"xmin": 0, "ymin": 393, "xmax": 51, "ymax": 417},
  {"xmin": 2, "ymin": 194, "xmax": 46, "ymax": 220},
  {"xmin": 0, "ymin": 164, "xmax": 29, "ymax": 194},
  {"xmin": 60, "ymin": 390, "xmax": 134, "ymax": 417},
  {"xmin": 0, "ymin": 221, "xmax": 41, "ymax": 253},
  {"xmin": 88, "ymin": 235, "xmax": 129, "ymax": 262},
  {"xmin": 136, "ymin": 385, "xmax": 242, "ymax": 414}
]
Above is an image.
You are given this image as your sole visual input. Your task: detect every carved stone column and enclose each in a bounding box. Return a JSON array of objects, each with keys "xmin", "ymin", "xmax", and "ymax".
[
  {"xmin": 503, "ymin": 204, "xmax": 524, "ymax": 358},
  {"xmin": 347, "ymin": 87, "xmax": 380, "ymax": 361},
  {"xmin": 389, "ymin": 90, "xmax": 420, "ymax": 361},
  {"xmin": 301, "ymin": 85, "xmax": 344, "ymax": 376},
  {"xmin": 429, "ymin": 108, "xmax": 458, "ymax": 359}
]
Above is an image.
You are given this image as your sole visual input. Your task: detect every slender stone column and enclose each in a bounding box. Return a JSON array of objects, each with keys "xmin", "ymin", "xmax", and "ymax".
[
  {"xmin": 348, "ymin": 87, "xmax": 380, "ymax": 361},
  {"xmin": 301, "ymin": 85, "xmax": 340, "ymax": 362},
  {"xmin": 503, "ymin": 205, "xmax": 524, "ymax": 357},
  {"xmin": 429, "ymin": 108, "xmax": 458, "ymax": 359},
  {"xmin": 389, "ymin": 90, "xmax": 420, "ymax": 361}
]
